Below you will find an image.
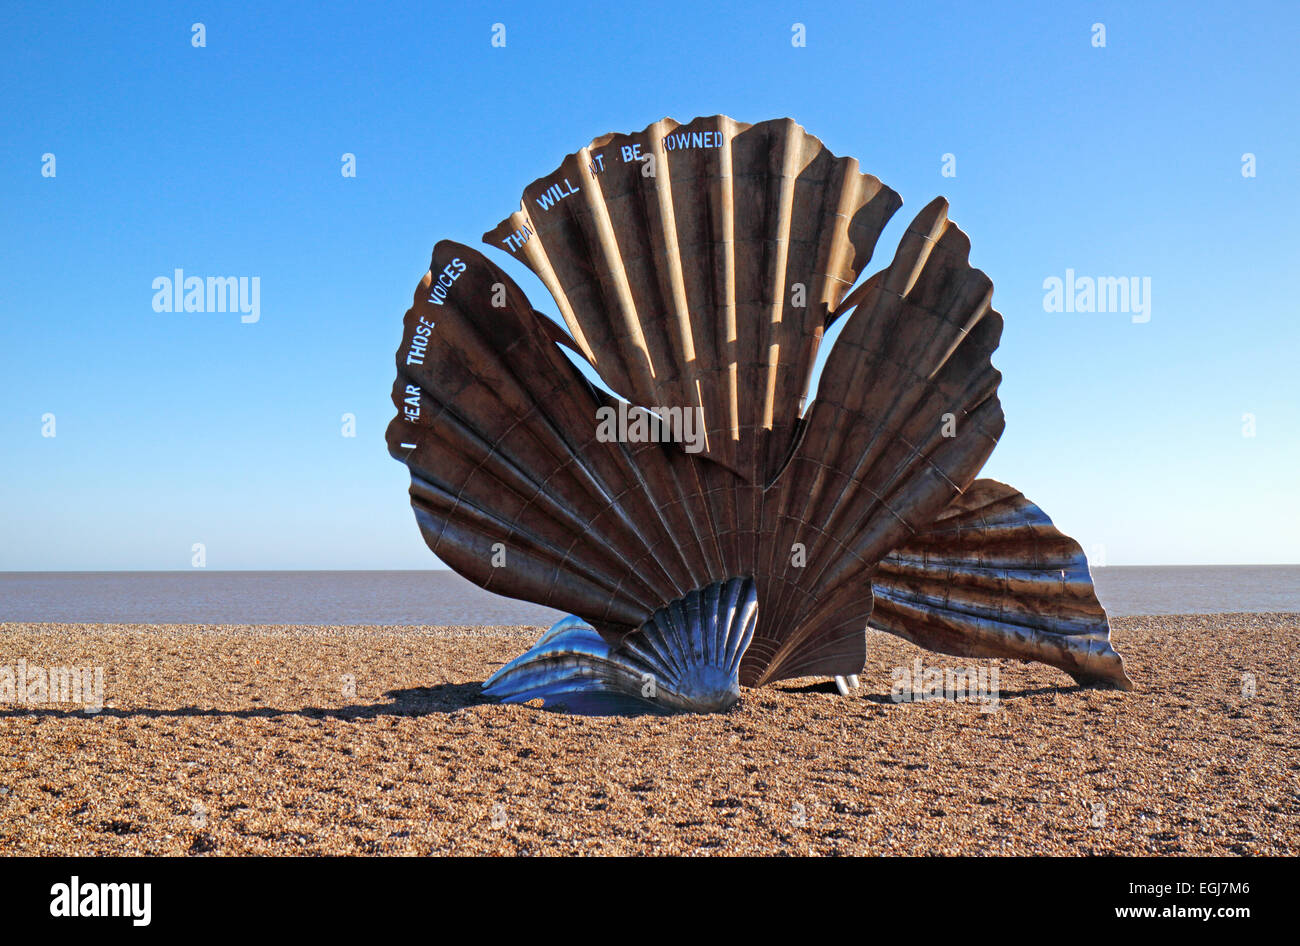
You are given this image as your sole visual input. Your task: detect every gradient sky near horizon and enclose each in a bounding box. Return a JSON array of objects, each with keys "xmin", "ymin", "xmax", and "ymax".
[{"xmin": 2, "ymin": 0, "xmax": 1297, "ymax": 570}]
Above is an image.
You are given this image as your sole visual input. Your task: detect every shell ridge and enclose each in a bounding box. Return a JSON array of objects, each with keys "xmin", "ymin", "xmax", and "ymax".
[
  {"xmin": 394, "ymin": 115, "xmax": 1130, "ymax": 702},
  {"xmin": 482, "ymin": 578, "xmax": 758, "ymax": 713},
  {"xmin": 870, "ymin": 479, "xmax": 1131, "ymax": 689}
]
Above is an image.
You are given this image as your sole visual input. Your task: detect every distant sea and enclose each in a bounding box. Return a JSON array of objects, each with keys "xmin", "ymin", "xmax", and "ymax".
[{"xmin": 1, "ymin": 566, "xmax": 1297, "ymax": 626}]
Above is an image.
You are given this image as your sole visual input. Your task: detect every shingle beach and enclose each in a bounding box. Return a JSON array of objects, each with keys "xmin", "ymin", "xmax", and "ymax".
[{"xmin": 0, "ymin": 614, "xmax": 1295, "ymax": 855}]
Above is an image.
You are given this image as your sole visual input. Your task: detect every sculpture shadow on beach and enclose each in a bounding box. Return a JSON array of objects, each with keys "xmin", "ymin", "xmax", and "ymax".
[
  {"xmin": 0, "ymin": 677, "xmax": 1088, "ymax": 721},
  {"xmin": 775, "ymin": 679, "xmax": 1091, "ymax": 703},
  {"xmin": 0, "ymin": 682, "xmax": 491, "ymax": 722}
]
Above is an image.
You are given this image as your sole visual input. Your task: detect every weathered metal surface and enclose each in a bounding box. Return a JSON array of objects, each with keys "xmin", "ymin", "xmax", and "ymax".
[
  {"xmin": 871, "ymin": 479, "xmax": 1132, "ymax": 689},
  {"xmin": 385, "ymin": 114, "xmax": 1132, "ymax": 708},
  {"xmin": 484, "ymin": 116, "xmax": 901, "ymax": 487},
  {"xmin": 483, "ymin": 577, "xmax": 758, "ymax": 713}
]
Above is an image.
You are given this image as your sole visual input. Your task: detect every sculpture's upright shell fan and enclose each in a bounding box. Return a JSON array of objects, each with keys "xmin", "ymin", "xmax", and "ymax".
[{"xmin": 386, "ymin": 115, "xmax": 1132, "ymax": 713}]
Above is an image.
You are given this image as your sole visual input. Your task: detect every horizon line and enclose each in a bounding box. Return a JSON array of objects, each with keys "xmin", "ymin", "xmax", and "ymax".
[{"xmin": 3, "ymin": 564, "xmax": 1299, "ymax": 574}]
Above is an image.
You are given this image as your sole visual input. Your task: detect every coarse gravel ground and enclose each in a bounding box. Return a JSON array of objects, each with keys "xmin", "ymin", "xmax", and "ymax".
[{"xmin": 0, "ymin": 613, "xmax": 1295, "ymax": 855}]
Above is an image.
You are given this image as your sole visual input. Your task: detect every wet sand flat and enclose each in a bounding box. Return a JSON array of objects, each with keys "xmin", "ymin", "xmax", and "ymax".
[{"xmin": 0, "ymin": 614, "xmax": 1296, "ymax": 855}]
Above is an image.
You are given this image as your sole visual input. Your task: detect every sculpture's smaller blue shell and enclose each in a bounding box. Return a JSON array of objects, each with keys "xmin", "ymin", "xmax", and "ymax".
[{"xmin": 483, "ymin": 578, "xmax": 758, "ymax": 714}]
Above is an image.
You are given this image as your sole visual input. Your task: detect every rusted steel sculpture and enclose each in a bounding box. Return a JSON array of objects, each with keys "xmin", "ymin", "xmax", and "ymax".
[{"xmin": 386, "ymin": 115, "xmax": 1132, "ymax": 713}]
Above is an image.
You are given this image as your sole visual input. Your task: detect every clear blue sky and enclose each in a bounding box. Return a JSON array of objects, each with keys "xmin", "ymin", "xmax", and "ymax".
[{"xmin": 2, "ymin": 0, "xmax": 1296, "ymax": 569}]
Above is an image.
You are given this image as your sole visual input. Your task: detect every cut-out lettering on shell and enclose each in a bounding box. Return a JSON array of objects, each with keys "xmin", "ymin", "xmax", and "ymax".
[{"xmin": 386, "ymin": 115, "xmax": 1132, "ymax": 713}]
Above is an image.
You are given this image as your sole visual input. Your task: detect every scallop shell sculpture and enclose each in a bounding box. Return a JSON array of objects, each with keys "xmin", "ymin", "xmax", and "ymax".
[{"xmin": 386, "ymin": 115, "xmax": 1133, "ymax": 713}]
